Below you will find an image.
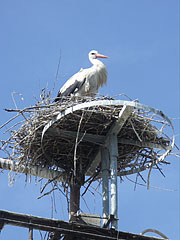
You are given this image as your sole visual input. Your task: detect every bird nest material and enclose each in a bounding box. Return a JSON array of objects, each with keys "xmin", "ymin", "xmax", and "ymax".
[{"xmin": 0, "ymin": 94, "xmax": 174, "ymax": 185}]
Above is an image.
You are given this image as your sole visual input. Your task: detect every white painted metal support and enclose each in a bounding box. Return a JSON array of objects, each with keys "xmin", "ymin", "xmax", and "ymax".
[
  {"xmin": 109, "ymin": 133, "xmax": 118, "ymax": 230},
  {"xmin": 101, "ymin": 147, "xmax": 109, "ymax": 227},
  {"xmin": 105, "ymin": 106, "xmax": 132, "ymax": 229},
  {"xmin": 86, "ymin": 105, "xmax": 133, "ymax": 177},
  {"xmin": 0, "ymin": 158, "xmax": 67, "ymax": 182}
]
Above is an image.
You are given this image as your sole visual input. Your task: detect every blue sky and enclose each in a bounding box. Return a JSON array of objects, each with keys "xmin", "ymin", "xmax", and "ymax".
[{"xmin": 0, "ymin": 0, "xmax": 179, "ymax": 239}]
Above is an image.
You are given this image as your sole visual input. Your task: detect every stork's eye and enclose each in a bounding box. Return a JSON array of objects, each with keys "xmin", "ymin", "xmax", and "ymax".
[{"xmin": 91, "ymin": 52, "xmax": 95, "ymax": 55}]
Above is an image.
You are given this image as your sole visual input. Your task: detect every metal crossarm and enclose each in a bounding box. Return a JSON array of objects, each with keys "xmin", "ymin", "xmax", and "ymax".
[{"xmin": 0, "ymin": 210, "xmax": 165, "ymax": 240}]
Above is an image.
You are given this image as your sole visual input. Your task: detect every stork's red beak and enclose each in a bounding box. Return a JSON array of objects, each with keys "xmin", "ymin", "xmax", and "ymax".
[{"xmin": 96, "ymin": 53, "xmax": 109, "ymax": 59}]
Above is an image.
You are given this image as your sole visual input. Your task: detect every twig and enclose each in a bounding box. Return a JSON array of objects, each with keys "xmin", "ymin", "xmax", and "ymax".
[
  {"xmin": 82, "ymin": 171, "xmax": 100, "ymax": 196},
  {"xmin": 74, "ymin": 110, "xmax": 85, "ymax": 177},
  {"xmin": 129, "ymin": 119, "xmax": 142, "ymax": 142},
  {"xmin": 81, "ymin": 195, "xmax": 91, "ymax": 213},
  {"xmin": 0, "ymin": 112, "xmax": 21, "ymax": 129},
  {"xmin": 52, "ymin": 50, "xmax": 61, "ymax": 94},
  {"xmin": 147, "ymin": 162, "xmax": 153, "ymax": 190},
  {"xmin": 125, "ymin": 176, "xmax": 175, "ymax": 192},
  {"xmin": 134, "ymin": 173, "xmax": 138, "ymax": 191},
  {"xmin": 155, "ymin": 164, "xmax": 166, "ymax": 178},
  {"xmin": 37, "ymin": 187, "xmax": 57, "ymax": 199},
  {"xmin": 11, "ymin": 91, "xmax": 18, "ymax": 109},
  {"xmin": 3, "ymin": 120, "xmax": 26, "ymax": 134}
]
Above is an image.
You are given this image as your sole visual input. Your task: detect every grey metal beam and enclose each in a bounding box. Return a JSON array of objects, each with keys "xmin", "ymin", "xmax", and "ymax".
[
  {"xmin": 118, "ymin": 138, "xmax": 171, "ymax": 150},
  {"xmin": 47, "ymin": 128, "xmax": 171, "ymax": 151},
  {"xmin": 47, "ymin": 128, "xmax": 105, "ymax": 144},
  {"xmin": 86, "ymin": 150, "xmax": 101, "ymax": 176}
]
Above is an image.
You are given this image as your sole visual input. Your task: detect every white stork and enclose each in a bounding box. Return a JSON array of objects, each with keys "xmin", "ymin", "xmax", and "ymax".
[{"xmin": 54, "ymin": 50, "xmax": 108, "ymax": 101}]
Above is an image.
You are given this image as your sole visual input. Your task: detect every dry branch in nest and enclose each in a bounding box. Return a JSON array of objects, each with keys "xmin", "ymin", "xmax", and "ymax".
[{"xmin": 0, "ymin": 93, "xmax": 174, "ymax": 190}]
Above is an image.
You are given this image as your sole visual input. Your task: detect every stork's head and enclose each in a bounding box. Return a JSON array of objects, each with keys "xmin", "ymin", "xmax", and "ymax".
[{"xmin": 89, "ymin": 50, "xmax": 109, "ymax": 60}]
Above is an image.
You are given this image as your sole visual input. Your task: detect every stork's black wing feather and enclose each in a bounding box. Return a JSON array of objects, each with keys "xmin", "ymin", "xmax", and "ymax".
[{"xmin": 54, "ymin": 78, "xmax": 86, "ymax": 102}]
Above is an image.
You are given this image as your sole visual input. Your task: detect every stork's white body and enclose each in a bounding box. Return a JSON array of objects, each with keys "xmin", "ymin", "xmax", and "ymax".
[{"xmin": 55, "ymin": 50, "xmax": 108, "ymax": 101}]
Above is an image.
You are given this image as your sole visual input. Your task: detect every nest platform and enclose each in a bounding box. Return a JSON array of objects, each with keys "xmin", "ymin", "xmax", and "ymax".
[{"xmin": 0, "ymin": 96, "xmax": 174, "ymax": 184}]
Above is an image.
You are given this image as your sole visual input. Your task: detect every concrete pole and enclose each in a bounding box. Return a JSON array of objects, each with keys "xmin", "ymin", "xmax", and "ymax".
[
  {"xmin": 101, "ymin": 147, "xmax": 109, "ymax": 227},
  {"xmin": 109, "ymin": 133, "xmax": 118, "ymax": 229}
]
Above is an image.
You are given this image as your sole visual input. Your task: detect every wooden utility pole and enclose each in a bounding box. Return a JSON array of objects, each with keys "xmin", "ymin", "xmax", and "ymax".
[
  {"xmin": 69, "ymin": 157, "xmax": 84, "ymax": 222},
  {"xmin": 70, "ymin": 179, "xmax": 81, "ymax": 222}
]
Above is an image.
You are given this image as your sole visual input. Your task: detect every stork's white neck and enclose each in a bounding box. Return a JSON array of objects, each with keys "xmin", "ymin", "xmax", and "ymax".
[{"xmin": 89, "ymin": 58, "xmax": 104, "ymax": 66}]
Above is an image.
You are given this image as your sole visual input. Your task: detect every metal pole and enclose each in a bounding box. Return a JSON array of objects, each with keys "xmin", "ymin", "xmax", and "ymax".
[
  {"xmin": 101, "ymin": 147, "xmax": 109, "ymax": 227},
  {"xmin": 28, "ymin": 227, "xmax": 33, "ymax": 240},
  {"xmin": 109, "ymin": 133, "xmax": 118, "ymax": 229}
]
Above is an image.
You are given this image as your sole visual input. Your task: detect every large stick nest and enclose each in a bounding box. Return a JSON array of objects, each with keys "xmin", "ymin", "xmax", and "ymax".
[{"xmin": 0, "ymin": 94, "xmax": 173, "ymax": 183}]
